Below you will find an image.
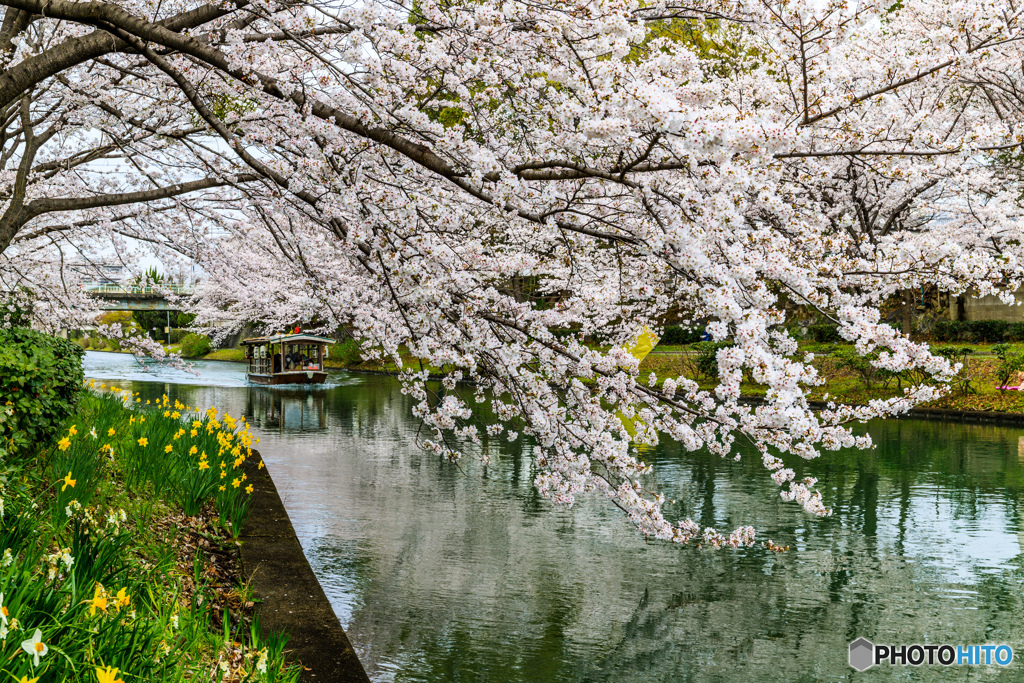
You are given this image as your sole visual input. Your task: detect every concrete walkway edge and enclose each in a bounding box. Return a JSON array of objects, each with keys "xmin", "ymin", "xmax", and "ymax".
[{"xmin": 240, "ymin": 451, "xmax": 371, "ymax": 683}]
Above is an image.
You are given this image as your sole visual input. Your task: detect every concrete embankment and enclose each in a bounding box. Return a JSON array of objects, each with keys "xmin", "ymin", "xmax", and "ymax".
[{"xmin": 240, "ymin": 452, "xmax": 370, "ymax": 682}]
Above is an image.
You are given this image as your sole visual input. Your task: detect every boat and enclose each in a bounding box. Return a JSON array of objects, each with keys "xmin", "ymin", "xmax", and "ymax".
[{"xmin": 241, "ymin": 332, "xmax": 335, "ymax": 385}]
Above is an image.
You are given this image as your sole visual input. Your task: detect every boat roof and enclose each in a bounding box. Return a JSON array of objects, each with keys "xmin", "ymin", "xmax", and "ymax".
[{"xmin": 241, "ymin": 333, "xmax": 336, "ymax": 345}]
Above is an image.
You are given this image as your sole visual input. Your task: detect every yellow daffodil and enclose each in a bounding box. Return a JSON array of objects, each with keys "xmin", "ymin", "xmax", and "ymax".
[
  {"xmin": 189, "ymin": 445, "xmax": 198, "ymax": 455},
  {"xmin": 129, "ymin": 416, "xmax": 135, "ymax": 425},
  {"xmin": 139, "ymin": 416, "xmax": 145, "ymax": 423},
  {"xmin": 115, "ymin": 587, "xmax": 130, "ymax": 609},
  {"xmin": 107, "ymin": 428, "xmax": 115, "ymax": 436},
  {"xmin": 171, "ymin": 411, "xmax": 180, "ymax": 419},
  {"xmin": 258, "ymin": 461, "xmax": 265, "ymax": 470},
  {"xmin": 146, "ymin": 400, "xmax": 151, "ymax": 405},
  {"xmin": 245, "ymin": 485, "xmax": 254, "ymax": 494},
  {"xmin": 164, "ymin": 444, "xmax": 173, "ymax": 454},
  {"xmin": 218, "ymin": 485, "xmax": 226, "ymax": 492},
  {"xmin": 57, "ymin": 437, "xmax": 71, "ymax": 451},
  {"xmin": 220, "ymin": 471, "xmax": 227, "ymax": 479},
  {"xmin": 95, "ymin": 665, "xmax": 124, "ymax": 683},
  {"xmin": 190, "ymin": 429, "xmax": 198, "ymax": 437},
  {"xmin": 17, "ymin": 675, "xmax": 39, "ymax": 683},
  {"xmin": 87, "ymin": 584, "xmax": 108, "ymax": 616},
  {"xmin": 137, "ymin": 437, "xmax": 148, "ymax": 447},
  {"xmin": 61, "ymin": 472, "xmax": 76, "ymax": 492},
  {"xmin": 231, "ymin": 478, "xmax": 241, "ymax": 488},
  {"xmin": 198, "ymin": 460, "xmax": 210, "ymax": 471},
  {"xmin": 20, "ymin": 628, "xmax": 47, "ymax": 667},
  {"xmin": 163, "ymin": 411, "xmax": 170, "ymax": 417}
]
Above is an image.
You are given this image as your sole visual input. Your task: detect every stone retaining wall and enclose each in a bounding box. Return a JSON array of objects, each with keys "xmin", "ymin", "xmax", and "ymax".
[{"xmin": 240, "ymin": 452, "xmax": 370, "ymax": 683}]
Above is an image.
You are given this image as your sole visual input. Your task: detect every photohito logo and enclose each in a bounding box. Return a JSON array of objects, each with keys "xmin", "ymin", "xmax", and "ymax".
[{"xmin": 849, "ymin": 638, "xmax": 1013, "ymax": 671}]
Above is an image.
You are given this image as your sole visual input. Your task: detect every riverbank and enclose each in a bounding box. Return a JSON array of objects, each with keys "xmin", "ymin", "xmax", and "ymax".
[
  {"xmin": 200, "ymin": 340, "xmax": 1024, "ymax": 416},
  {"xmin": 240, "ymin": 453, "xmax": 370, "ymax": 682},
  {"xmin": 4, "ymin": 385, "xmax": 301, "ymax": 680}
]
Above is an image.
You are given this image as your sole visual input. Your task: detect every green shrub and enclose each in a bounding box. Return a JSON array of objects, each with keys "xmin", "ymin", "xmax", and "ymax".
[
  {"xmin": 934, "ymin": 319, "xmax": 1013, "ymax": 342},
  {"xmin": 0, "ymin": 328, "xmax": 83, "ymax": 456},
  {"xmin": 808, "ymin": 324, "xmax": 841, "ymax": 343},
  {"xmin": 933, "ymin": 346, "xmax": 976, "ymax": 394},
  {"xmin": 992, "ymin": 344, "xmax": 1024, "ymax": 391},
  {"xmin": 106, "ymin": 337, "xmax": 122, "ymax": 351},
  {"xmin": 180, "ymin": 333, "xmax": 212, "ymax": 358},
  {"xmin": 1006, "ymin": 323, "xmax": 1024, "ymax": 342},
  {"xmin": 660, "ymin": 325, "xmax": 704, "ymax": 345},
  {"xmin": 334, "ymin": 337, "xmax": 363, "ymax": 365},
  {"xmin": 934, "ymin": 320, "xmax": 958, "ymax": 342},
  {"xmin": 168, "ymin": 328, "xmax": 188, "ymax": 344},
  {"xmin": 831, "ymin": 347, "xmax": 882, "ymax": 388},
  {"xmin": 680, "ymin": 341, "xmax": 733, "ymax": 381},
  {"xmin": 971, "ymin": 320, "xmax": 1008, "ymax": 342}
]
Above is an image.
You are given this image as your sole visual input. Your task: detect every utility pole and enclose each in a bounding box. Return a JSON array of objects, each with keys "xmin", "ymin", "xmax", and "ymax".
[{"xmin": 166, "ymin": 310, "xmax": 171, "ymax": 345}]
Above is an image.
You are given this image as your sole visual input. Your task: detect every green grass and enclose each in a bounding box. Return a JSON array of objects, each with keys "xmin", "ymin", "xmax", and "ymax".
[
  {"xmin": 201, "ymin": 348, "xmax": 246, "ymax": 363},
  {"xmin": 0, "ymin": 385, "xmax": 301, "ymax": 681},
  {"xmin": 637, "ymin": 341, "xmax": 1024, "ymax": 412}
]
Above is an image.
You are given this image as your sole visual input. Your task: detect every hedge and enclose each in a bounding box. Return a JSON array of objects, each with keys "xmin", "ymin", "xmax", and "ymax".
[
  {"xmin": 660, "ymin": 326, "xmax": 705, "ymax": 345},
  {"xmin": 0, "ymin": 328, "xmax": 84, "ymax": 456},
  {"xmin": 932, "ymin": 320, "xmax": 1024, "ymax": 343},
  {"xmin": 808, "ymin": 324, "xmax": 841, "ymax": 343}
]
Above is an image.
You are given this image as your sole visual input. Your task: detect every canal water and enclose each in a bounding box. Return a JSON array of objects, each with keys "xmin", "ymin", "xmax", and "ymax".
[{"xmin": 85, "ymin": 351, "xmax": 1024, "ymax": 681}]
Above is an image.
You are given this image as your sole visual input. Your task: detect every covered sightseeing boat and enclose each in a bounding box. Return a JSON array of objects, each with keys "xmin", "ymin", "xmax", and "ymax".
[{"xmin": 242, "ymin": 333, "xmax": 334, "ymax": 385}]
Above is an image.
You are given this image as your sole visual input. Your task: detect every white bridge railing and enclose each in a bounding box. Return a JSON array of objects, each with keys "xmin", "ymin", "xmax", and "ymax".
[{"xmin": 84, "ymin": 283, "xmax": 194, "ymax": 296}]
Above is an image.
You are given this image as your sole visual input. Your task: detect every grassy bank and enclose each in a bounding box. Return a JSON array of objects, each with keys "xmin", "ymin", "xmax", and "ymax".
[
  {"xmin": 199, "ymin": 337, "xmax": 1024, "ymax": 414},
  {"xmin": 637, "ymin": 341, "xmax": 1024, "ymax": 413},
  {"xmin": 0, "ymin": 383, "xmax": 299, "ymax": 681}
]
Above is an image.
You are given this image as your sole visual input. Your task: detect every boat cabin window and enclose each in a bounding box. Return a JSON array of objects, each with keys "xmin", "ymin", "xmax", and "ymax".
[
  {"xmin": 284, "ymin": 343, "xmax": 323, "ymax": 371},
  {"xmin": 247, "ymin": 338, "xmax": 325, "ymax": 376},
  {"xmin": 247, "ymin": 344, "xmax": 273, "ymax": 375}
]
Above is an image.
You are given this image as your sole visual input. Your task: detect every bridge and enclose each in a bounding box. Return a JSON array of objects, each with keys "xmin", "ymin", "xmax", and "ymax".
[{"xmin": 84, "ymin": 283, "xmax": 194, "ymax": 311}]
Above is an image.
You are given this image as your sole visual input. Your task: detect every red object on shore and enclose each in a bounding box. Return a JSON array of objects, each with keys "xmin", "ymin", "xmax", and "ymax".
[{"xmin": 294, "ymin": 326, "xmax": 300, "ymax": 333}]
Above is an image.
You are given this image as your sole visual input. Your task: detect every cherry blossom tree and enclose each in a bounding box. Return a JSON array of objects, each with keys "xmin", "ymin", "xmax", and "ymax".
[{"xmin": 1, "ymin": 0, "xmax": 1023, "ymax": 545}]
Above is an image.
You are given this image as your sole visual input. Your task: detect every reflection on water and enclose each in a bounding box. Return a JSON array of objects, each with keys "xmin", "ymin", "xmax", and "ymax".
[
  {"xmin": 245, "ymin": 387, "xmax": 329, "ymax": 432},
  {"xmin": 84, "ymin": 351, "xmax": 1024, "ymax": 681}
]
